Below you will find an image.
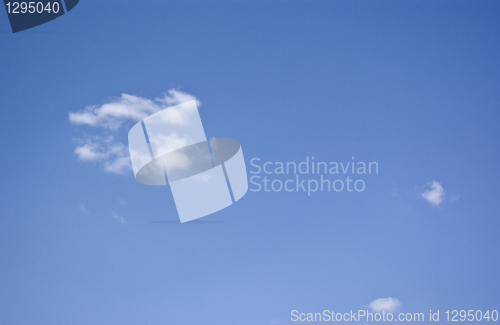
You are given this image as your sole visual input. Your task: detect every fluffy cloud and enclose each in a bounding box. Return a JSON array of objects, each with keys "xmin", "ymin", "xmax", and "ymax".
[
  {"xmin": 73, "ymin": 136, "xmax": 132, "ymax": 174},
  {"xmin": 69, "ymin": 89, "xmax": 200, "ymax": 174},
  {"xmin": 369, "ymin": 297, "xmax": 402, "ymax": 312},
  {"xmin": 421, "ymin": 180, "xmax": 445, "ymax": 206},
  {"xmin": 69, "ymin": 89, "xmax": 200, "ymax": 130},
  {"xmin": 69, "ymin": 94, "xmax": 152, "ymax": 129}
]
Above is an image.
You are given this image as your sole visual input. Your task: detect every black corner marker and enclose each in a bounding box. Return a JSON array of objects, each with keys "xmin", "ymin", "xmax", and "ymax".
[{"xmin": 3, "ymin": 0, "xmax": 79, "ymax": 33}]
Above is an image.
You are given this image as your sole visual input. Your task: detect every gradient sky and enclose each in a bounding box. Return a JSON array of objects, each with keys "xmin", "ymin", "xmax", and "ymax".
[{"xmin": 1, "ymin": 1, "xmax": 499, "ymax": 324}]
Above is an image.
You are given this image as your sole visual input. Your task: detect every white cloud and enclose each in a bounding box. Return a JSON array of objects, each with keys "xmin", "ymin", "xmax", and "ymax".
[
  {"xmin": 69, "ymin": 89, "xmax": 200, "ymax": 130},
  {"xmin": 112, "ymin": 212, "xmax": 127, "ymax": 225},
  {"xmin": 421, "ymin": 180, "xmax": 445, "ymax": 206},
  {"xmin": 74, "ymin": 143, "xmax": 104, "ymax": 161},
  {"xmin": 69, "ymin": 94, "xmax": 157, "ymax": 130},
  {"xmin": 104, "ymin": 155, "xmax": 132, "ymax": 174},
  {"xmin": 369, "ymin": 297, "xmax": 402, "ymax": 312},
  {"xmin": 69, "ymin": 89, "xmax": 200, "ymax": 175},
  {"xmin": 158, "ymin": 89, "xmax": 201, "ymax": 107},
  {"xmin": 73, "ymin": 137, "xmax": 132, "ymax": 174}
]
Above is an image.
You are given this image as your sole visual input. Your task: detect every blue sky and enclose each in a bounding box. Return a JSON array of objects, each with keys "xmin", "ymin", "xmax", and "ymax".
[{"xmin": 1, "ymin": 1, "xmax": 499, "ymax": 324}]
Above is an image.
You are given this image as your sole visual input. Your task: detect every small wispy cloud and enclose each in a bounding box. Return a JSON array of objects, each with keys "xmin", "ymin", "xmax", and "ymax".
[
  {"xmin": 369, "ymin": 297, "xmax": 402, "ymax": 312},
  {"xmin": 421, "ymin": 180, "xmax": 445, "ymax": 206},
  {"xmin": 112, "ymin": 212, "xmax": 127, "ymax": 225},
  {"xmin": 79, "ymin": 203, "xmax": 92, "ymax": 215},
  {"xmin": 69, "ymin": 89, "xmax": 200, "ymax": 175}
]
